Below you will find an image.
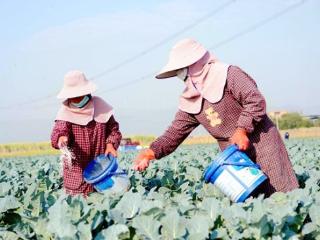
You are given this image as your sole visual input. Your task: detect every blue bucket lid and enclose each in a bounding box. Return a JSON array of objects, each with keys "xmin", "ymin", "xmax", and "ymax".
[
  {"xmin": 203, "ymin": 144, "xmax": 238, "ymax": 183},
  {"xmin": 83, "ymin": 154, "xmax": 118, "ymax": 184}
]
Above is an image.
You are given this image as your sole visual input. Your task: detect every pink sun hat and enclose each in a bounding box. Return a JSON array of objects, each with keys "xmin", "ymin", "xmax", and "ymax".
[
  {"xmin": 155, "ymin": 38, "xmax": 208, "ymax": 79},
  {"xmin": 57, "ymin": 70, "xmax": 97, "ymax": 99}
]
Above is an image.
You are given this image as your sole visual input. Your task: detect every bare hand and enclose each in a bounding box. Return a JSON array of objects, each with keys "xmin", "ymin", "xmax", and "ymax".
[
  {"xmin": 58, "ymin": 136, "xmax": 68, "ymax": 149},
  {"xmin": 105, "ymin": 143, "xmax": 118, "ymax": 157}
]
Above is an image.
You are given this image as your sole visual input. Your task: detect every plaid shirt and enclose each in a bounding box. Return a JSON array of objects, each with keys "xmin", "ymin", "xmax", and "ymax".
[
  {"xmin": 51, "ymin": 116, "xmax": 122, "ymax": 196},
  {"xmin": 150, "ymin": 66, "xmax": 299, "ymax": 197}
]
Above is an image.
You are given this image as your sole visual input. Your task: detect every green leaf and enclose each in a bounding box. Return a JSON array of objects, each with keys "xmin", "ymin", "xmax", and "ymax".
[
  {"xmin": 189, "ymin": 233, "xmax": 208, "ymax": 240},
  {"xmin": 114, "ymin": 191, "xmax": 141, "ymax": 219},
  {"xmin": 2, "ymin": 140, "xmax": 320, "ymax": 240},
  {"xmin": 161, "ymin": 171, "xmax": 175, "ymax": 188},
  {"xmin": 0, "ymin": 196, "xmax": 21, "ymax": 213},
  {"xmin": 69, "ymin": 200, "xmax": 82, "ymax": 223},
  {"xmin": 95, "ymin": 224, "xmax": 129, "ymax": 240},
  {"xmin": 91, "ymin": 212, "xmax": 105, "ymax": 231},
  {"xmin": 132, "ymin": 215, "xmax": 161, "ymax": 240},
  {"xmin": 161, "ymin": 210, "xmax": 186, "ymax": 239},
  {"xmin": 109, "ymin": 209, "xmax": 126, "ymax": 225},
  {"xmin": 309, "ymin": 204, "xmax": 320, "ymax": 226},
  {"xmin": 140, "ymin": 199, "xmax": 164, "ymax": 214},
  {"xmin": 302, "ymin": 222, "xmax": 318, "ymax": 235},
  {"xmin": 0, "ymin": 231, "xmax": 20, "ymax": 240},
  {"xmin": 199, "ymin": 197, "xmax": 220, "ymax": 222},
  {"xmin": 0, "ymin": 182, "xmax": 11, "ymax": 197},
  {"xmin": 1, "ymin": 212, "xmax": 21, "ymax": 225},
  {"xmin": 31, "ymin": 196, "xmax": 41, "ymax": 217},
  {"xmin": 249, "ymin": 198, "xmax": 266, "ymax": 223},
  {"xmin": 185, "ymin": 166, "xmax": 202, "ymax": 182},
  {"xmin": 47, "ymin": 196, "xmax": 77, "ymax": 238},
  {"xmin": 31, "ymin": 218, "xmax": 51, "ymax": 238},
  {"xmin": 171, "ymin": 193, "xmax": 194, "ymax": 213},
  {"xmin": 77, "ymin": 222, "xmax": 92, "ymax": 240},
  {"xmin": 211, "ymin": 228, "xmax": 229, "ymax": 239},
  {"xmin": 185, "ymin": 214, "xmax": 211, "ymax": 240}
]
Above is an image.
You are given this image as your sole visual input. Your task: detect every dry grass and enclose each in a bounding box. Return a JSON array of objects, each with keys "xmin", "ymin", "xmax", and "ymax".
[
  {"xmin": 183, "ymin": 135, "xmax": 216, "ymax": 145},
  {"xmin": 0, "ymin": 142, "xmax": 59, "ymax": 158},
  {"xmin": 183, "ymin": 127, "xmax": 320, "ymax": 145},
  {"xmin": 279, "ymin": 127, "xmax": 320, "ymax": 138},
  {"xmin": 1, "ymin": 127, "xmax": 319, "ymax": 158}
]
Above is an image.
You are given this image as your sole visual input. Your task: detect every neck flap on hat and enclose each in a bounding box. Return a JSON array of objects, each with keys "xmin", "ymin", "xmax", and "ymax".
[
  {"xmin": 55, "ymin": 96, "xmax": 113, "ymax": 125},
  {"xmin": 179, "ymin": 52, "xmax": 230, "ymax": 114}
]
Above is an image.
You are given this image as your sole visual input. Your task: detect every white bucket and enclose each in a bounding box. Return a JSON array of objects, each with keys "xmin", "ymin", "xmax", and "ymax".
[{"xmin": 204, "ymin": 145, "xmax": 267, "ymax": 202}]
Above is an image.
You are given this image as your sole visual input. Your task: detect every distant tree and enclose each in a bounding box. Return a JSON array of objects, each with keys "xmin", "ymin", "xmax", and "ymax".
[
  {"xmin": 278, "ymin": 113, "xmax": 313, "ymax": 130},
  {"xmin": 314, "ymin": 119, "xmax": 320, "ymax": 127}
]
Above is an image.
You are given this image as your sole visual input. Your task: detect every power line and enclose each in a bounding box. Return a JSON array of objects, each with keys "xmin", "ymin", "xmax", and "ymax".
[
  {"xmin": 90, "ymin": 0, "xmax": 235, "ymax": 80},
  {"xmin": 26, "ymin": 73, "xmax": 156, "ymax": 110},
  {"xmin": 99, "ymin": 0, "xmax": 308, "ymax": 95},
  {"xmin": 97, "ymin": 72, "xmax": 155, "ymax": 94},
  {"xmin": 0, "ymin": 0, "xmax": 234, "ymax": 110},
  {"xmin": 9, "ymin": 0, "xmax": 308, "ymax": 109},
  {"xmin": 1, "ymin": 0, "xmax": 307, "ymax": 110},
  {"xmin": 0, "ymin": 94, "xmax": 56, "ymax": 110},
  {"xmin": 208, "ymin": 0, "xmax": 306, "ymax": 50}
]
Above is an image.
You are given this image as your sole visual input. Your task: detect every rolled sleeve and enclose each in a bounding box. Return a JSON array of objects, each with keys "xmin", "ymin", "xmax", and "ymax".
[
  {"xmin": 105, "ymin": 116, "xmax": 122, "ymax": 150},
  {"xmin": 51, "ymin": 120, "xmax": 71, "ymax": 149},
  {"xmin": 228, "ymin": 66, "xmax": 267, "ymax": 133}
]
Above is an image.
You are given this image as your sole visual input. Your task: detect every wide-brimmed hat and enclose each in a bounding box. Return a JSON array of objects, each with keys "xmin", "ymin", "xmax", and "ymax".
[
  {"xmin": 57, "ymin": 70, "xmax": 97, "ymax": 99},
  {"xmin": 156, "ymin": 38, "xmax": 207, "ymax": 79}
]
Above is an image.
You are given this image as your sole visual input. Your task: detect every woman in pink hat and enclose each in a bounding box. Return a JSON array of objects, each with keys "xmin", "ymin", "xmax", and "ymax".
[
  {"xmin": 133, "ymin": 39, "xmax": 298, "ymax": 197},
  {"xmin": 51, "ymin": 70, "xmax": 122, "ymax": 196}
]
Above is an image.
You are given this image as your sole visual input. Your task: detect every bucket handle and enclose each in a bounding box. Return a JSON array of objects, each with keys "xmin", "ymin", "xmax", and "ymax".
[
  {"xmin": 106, "ymin": 170, "xmax": 128, "ymax": 177},
  {"xmin": 222, "ymin": 161, "xmax": 261, "ymax": 169}
]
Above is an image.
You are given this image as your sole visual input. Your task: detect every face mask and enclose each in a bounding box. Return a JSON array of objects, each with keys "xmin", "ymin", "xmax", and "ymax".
[
  {"xmin": 71, "ymin": 95, "xmax": 91, "ymax": 108},
  {"xmin": 176, "ymin": 68, "xmax": 188, "ymax": 82}
]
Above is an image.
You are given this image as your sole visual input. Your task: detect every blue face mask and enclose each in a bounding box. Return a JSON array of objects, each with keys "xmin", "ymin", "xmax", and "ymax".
[{"xmin": 71, "ymin": 95, "xmax": 91, "ymax": 108}]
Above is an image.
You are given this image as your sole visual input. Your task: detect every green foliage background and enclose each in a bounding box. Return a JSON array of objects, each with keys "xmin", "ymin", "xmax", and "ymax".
[{"xmin": 270, "ymin": 112, "xmax": 316, "ymax": 130}]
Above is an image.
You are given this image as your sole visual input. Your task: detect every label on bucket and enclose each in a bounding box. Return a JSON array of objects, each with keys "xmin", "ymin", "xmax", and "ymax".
[
  {"xmin": 228, "ymin": 165, "xmax": 263, "ymax": 187},
  {"xmin": 215, "ymin": 164, "xmax": 265, "ymax": 202},
  {"xmin": 214, "ymin": 170, "xmax": 246, "ymax": 201}
]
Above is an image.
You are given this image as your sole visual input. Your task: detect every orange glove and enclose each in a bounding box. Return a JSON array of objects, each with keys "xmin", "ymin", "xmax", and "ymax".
[
  {"xmin": 105, "ymin": 143, "xmax": 118, "ymax": 157},
  {"xmin": 230, "ymin": 128, "xmax": 250, "ymax": 151},
  {"xmin": 133, "ymin": 148, "xmax": 155, "ymax": 171}
]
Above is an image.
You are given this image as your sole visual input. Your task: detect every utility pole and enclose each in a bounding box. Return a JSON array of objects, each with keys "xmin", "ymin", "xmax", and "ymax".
[{"xmin": 275, "ymin": 112, "xmax": 280, "ymax": 130}]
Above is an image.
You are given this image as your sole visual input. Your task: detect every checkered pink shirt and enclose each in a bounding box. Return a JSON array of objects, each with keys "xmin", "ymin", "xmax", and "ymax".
[
  {"xmin": 150, "ymin": 66, "xmax": 299, "ymax": 196},
  {"xmin": 51, "ymin": 116, "xmax": 122, "ymax": 196}
]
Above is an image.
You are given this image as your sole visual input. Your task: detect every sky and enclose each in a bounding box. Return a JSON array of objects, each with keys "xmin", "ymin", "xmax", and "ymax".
[{"xmin": 0, "ymin": 0, "xmax": 319, "ymax": 143}]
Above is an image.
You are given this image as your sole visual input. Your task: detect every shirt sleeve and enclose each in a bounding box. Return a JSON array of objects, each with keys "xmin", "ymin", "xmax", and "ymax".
[
  {"xmin": 150, "ymin": 110, "xmax": 200, "ymax": 159},
  {"xmin": 105, "ymin": 115, "xmax": 122, "ymax": 150},
  {"xmin": 227, "ymin": 66, "xmax": 267, "ymax": 133},
  {"xmin": 51, "ymin": 120, "xmax": 71, "ymax": 149}
]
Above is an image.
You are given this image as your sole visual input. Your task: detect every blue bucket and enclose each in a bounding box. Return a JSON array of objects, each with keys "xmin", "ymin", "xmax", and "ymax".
[
  {"xmin": 83, "ymin": 154, "xmax": 128, "ymax": 192},
  {"xmin": 203, "ymin": 145, "xmax": 267, "ymax": 202}
]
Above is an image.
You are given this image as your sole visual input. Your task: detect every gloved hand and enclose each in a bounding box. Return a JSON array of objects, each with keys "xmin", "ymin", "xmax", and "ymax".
[
  {"xmin": 230, "ymin": 128, "xmax": 250, "ymax": 151},
  {"xmin": 133, "ymin": 148, "xmax": 155, "ymax": 171},
  {"xmin": 58, "ymin": 136, "xmax": 68, "ymax": 149},
  {"xmin": 105, "ymin": 143, "xmax": 118, "ymax": 157}
]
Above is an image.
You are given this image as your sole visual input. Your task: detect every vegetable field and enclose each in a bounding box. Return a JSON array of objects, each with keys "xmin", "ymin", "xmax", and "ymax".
[{"xmin": 0, "ymin": 139, "xmax": 319, "ymax": 240}]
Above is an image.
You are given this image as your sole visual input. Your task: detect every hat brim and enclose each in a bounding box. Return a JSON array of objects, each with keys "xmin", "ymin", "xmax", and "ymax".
[
  {"xmin": 57, "ymin": 81, "xmax": 97, "ymax": 99},
  {"xmin": 156, "ymin": 49, "xmax": 207, "ymax": 79}
]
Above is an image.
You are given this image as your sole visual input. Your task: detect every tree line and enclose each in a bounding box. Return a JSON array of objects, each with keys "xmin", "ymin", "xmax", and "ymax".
[{"xmin": 270, "ymin": 113, "xmax": 320, "ymax": 130}]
